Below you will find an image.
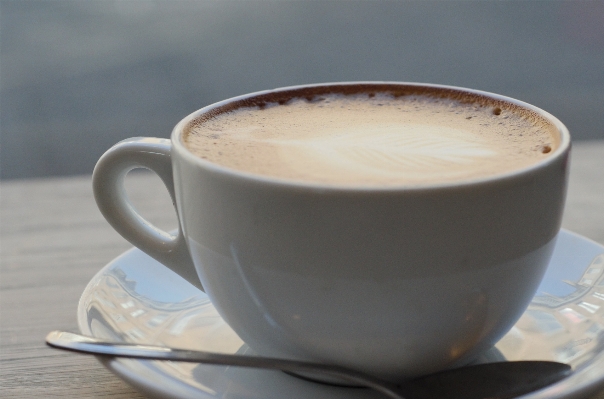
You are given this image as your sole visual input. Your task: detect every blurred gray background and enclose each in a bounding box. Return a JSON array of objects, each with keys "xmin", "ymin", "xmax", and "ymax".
[{"xmin": 1, "ymin": 0, "xmax": 603, "ymax": 180}]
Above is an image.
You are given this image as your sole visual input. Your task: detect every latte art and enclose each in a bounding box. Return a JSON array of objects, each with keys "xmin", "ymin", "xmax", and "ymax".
[
  {"xmin": 263, "ymin": 124, "xmax": 497, "ymax": 176},
  {"xmin": 184, "ymin": 93, "xmax": 558, "ymax": 186}
]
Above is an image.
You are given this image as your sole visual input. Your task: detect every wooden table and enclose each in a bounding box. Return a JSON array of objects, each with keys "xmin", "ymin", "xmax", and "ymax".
[{"xmin": 2, "ymin": 140, "xmax": 604, "ymax": 398}]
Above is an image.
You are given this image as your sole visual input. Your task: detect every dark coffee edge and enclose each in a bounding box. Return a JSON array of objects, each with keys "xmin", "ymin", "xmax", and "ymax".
[{"xmin": 182, "ymin": 83, "xmax": 560, "ymax": 145}]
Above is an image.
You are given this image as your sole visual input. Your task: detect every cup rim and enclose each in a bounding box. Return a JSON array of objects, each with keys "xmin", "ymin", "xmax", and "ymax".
[{"xmin": 171, "ymin": 81, "xmax": 571, "ymax": 192}]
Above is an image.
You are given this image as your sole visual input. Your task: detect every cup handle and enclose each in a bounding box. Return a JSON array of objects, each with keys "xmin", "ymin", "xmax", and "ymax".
[{"xmin": 92, "ymin": 137, "xmax": 203, "ymax": 291}]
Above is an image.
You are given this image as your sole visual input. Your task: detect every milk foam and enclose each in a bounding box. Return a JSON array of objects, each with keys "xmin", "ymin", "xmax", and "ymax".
[{"xmin": 184, "ymin": 94, "xmax": 558, "ymax": 186}]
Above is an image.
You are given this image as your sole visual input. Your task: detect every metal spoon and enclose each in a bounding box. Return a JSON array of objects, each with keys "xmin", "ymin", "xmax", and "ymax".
[{"xmin": 46, "ymin": 330, "xmax": 570, "ymax": 399}]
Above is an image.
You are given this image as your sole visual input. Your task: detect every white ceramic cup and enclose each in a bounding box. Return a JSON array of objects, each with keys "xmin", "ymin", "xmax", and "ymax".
[{"xmin": 93, "ymin": 82, "xmax": 570, "ymax": 382}]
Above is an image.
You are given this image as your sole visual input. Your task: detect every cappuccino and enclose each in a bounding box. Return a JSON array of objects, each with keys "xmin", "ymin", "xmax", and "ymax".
[
  {"xmin": 184, "ymin": 89, "xmax": 558, "ymax": 186},
  {"xmin": 96, "ymin": 83, "xmax": 570, "ymax": 379}
]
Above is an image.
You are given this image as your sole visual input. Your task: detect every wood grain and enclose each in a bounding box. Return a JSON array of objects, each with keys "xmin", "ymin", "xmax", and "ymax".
[{"xmin": 1, "ymin": 141, "xmax": 603, "ymax": 398}]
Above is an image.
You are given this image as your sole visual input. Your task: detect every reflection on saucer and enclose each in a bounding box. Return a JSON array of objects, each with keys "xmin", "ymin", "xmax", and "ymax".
[{"xmin": 498, "ymin": 254, "xmax": 604, "ymax": 365}]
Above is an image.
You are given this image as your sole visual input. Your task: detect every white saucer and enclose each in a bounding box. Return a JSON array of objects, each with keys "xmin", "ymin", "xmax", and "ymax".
[{"xmin": 78, "ymin": 229, "xmax": 604, "ymax": 399}]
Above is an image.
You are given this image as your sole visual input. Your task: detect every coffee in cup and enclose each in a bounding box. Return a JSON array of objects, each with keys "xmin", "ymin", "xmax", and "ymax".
[
  {"xmin": 184, "ymin": 90, "xmax": 558, "ymax": 186},
  {"xmin": 93, "ymin": 82, "xmax": 570, "ymax": 382}
]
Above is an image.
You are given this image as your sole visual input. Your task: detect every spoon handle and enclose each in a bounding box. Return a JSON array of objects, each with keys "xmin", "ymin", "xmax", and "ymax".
[{"xmin": 46, "ymin": 330, "xmax": 418, "ymax": 399}]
